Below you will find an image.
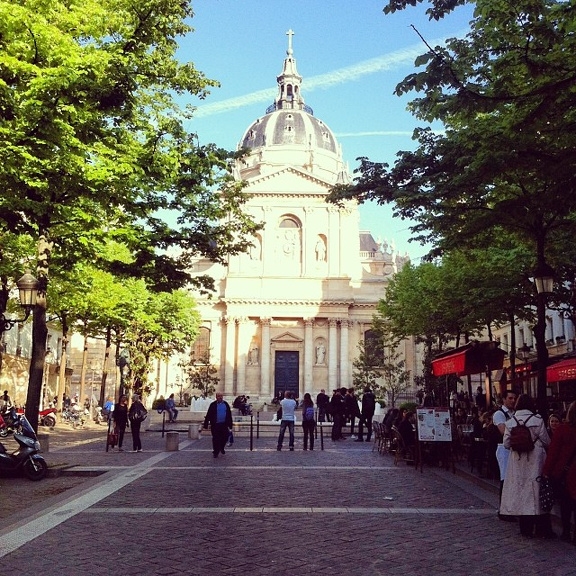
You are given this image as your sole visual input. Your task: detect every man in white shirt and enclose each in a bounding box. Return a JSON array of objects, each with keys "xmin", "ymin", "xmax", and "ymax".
[
  {"xmin": 493, "ymin": 389, "xmax": 517, "ymax": 521},
  {"xmin": 277, "ymin": 391, "xmax": 297, "ymax": 451}
]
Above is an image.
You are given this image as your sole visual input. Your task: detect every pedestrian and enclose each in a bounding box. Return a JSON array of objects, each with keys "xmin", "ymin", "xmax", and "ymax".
[
  {"xmin": 165, "ymin": 393, "xmax": 179, "ymax": 423},
  {"xmin": 113, "ymin": 394, "xmax": 129, "ymax": 451},
  {"xmin": 330, "ymin": 389, "xmax": 345, "ymax": 441},
  {"xmin": 301, "ymin": 393, "xmax": 315, "ymax": 451},
  {"xmin": 128, "ymin": 393, "xmax": 147, "ymax": 452},
  {"xmin": 203, "ymin": 391, "xmax": 233, "ymax": 458},
  {"xmin": 276, "ymin": 391, "xmax": 297, "ymax": 451},
  {"xmin": 356, "ymin": 386, "xmax": 376, "ymax": 442},
  {"xmin": 493, "ymin": 389, "xmax": 516, "ymax": 521},
  {"xmin": 1, "ymin": 390, "xmax": 12, "ymax": 410},
  {"xmin": 316, "ymin": 388, "xmax": 330, "ymax": 422},
  {"xmin": 500, "ymin": 394, "xmax": 552, "ymax": 538},
  {"xmin": 345, "ymin": 387, "xmax": 362, "ymax": 439},
  {"xmin": 542, "ymin": 400, "xmax": 576, "ymax": 543}
]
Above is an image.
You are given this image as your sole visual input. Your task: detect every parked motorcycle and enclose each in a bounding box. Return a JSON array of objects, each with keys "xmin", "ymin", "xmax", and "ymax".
[
  {"xmin": 0, "ymin": 406, "xmax": 22, "ymax": 437},
  {"xmin": 15, "ymin": 407, "xmax": 56, "ymax": 429},
  {"xmin": 62, "ymin": 407, "xmax": 86, "ymax": 428},
  {"xmin": 0, "ymin": 414, "xmax": 47, "ymax": 480}
]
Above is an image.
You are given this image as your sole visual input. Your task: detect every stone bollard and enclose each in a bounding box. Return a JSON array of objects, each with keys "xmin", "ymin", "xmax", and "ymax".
[
  {"xmin": 188, "ymin": 425, "xmax": 199, "ymax": 440},
  {"xmin": 37, "ymin": 433, "xmax": 49, "ymax": 453},
  {"xmin": 165, "ymin": 431, "xmax": 179, "ymax": 451}
]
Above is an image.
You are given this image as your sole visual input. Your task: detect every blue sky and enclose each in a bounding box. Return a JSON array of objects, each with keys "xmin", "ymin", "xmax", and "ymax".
[{"xmin": 181, "ymin": 1, "xmax": 475, "ymax": 261}]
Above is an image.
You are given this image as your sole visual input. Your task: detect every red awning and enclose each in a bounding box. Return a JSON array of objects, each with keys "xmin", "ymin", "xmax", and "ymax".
[
  {"xmin": 432, "ymin": 342, "xmax": 506, "ymax": 377},
  {"xmin": 547, "ymin": 358, "xmax": 576, "ymax": 383}
]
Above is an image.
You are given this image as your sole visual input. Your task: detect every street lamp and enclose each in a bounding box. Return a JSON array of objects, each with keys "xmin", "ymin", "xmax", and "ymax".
[
  {"xmin": 533, "ymin": 262, "xmax": 555, "ymax": 416},
  {"xmin": 0, "ymin": 272, "xmax": 39, "ymax": 332}
]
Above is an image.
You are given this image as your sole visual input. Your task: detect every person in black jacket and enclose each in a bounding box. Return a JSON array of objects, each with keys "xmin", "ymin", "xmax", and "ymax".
[
  {"xmin": 330, "ymin": 389, "xmax": 345, "ymax": 441},
  {"xmin": 356, "ymin": 387, "xmax": 376, "ymax": 442},
  {"xmin": 112, "ymin": 394, "xmax": 129, "ymax": 451},
  {"xmin": 203, "ymin": 392, "xmax": 233, "ymax": 458}
]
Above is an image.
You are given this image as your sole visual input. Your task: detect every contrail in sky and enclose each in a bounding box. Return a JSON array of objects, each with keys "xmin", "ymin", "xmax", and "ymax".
[{"xmin": 193, "ymin": 33, "xmax": 463, "ymax": 119}]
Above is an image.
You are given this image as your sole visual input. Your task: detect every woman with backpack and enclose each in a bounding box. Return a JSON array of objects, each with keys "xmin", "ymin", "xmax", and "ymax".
[
  {"xmin": 500, "ymin": 394, "xmax": 551, "ymax": 538},
  {"xmin": 301, "ymin": 393, "xmax": 316, "ymax": 451},
  {"xmin": 128, "ymin": 393, "xmax": 148, "ymax": 453}
]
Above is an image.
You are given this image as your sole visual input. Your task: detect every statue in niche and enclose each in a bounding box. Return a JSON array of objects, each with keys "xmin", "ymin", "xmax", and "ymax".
[
  {"xmin": 248, "ymin": 346, "xmax": 259, "ymax": 365},
  {"xmin": 315, "ymin": 342, "xmax": 326, "ymax": 365},
  {"xmin": 315, "ymin": 237, "xmax": 326, "ymax": 262}
]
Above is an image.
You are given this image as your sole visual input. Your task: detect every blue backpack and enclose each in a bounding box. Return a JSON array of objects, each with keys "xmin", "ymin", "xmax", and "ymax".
[{"xmin": 304, "ymin": 407, "xmax": 315, "ymax": 421}]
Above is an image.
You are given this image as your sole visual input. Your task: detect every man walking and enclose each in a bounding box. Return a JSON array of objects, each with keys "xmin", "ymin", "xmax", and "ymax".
[
  {"xmin": 203, "ymin": 392, "xmax": 233, "ymax": 458},
  {"xmin": 356, "ymin": 386, "xmax": 376, "ymax": 442},
  {"xmin": 277, "ymin": 391, "xmax": 297, "ymax": 451},
  {"xmin": 316, "ymin": 389, "xmax": 330, "ymax": 422}
]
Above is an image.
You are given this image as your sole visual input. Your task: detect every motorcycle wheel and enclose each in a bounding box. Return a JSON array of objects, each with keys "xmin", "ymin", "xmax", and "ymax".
[
  {"xmin": 43, "ymin": 415, "xmax": 56, "ymax": 429},
  {"xmin": 0, "ymin": 428, "xmax": 7, "ymax": 438},
  {"xmin": 23, "ymin": 457, "xmax": 48, "ymax": 481}
]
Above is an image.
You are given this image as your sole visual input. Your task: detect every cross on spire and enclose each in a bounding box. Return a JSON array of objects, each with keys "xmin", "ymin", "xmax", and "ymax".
[{"xmin": 286, "ymin": 29, "xmax": 294, "ymax": 55}]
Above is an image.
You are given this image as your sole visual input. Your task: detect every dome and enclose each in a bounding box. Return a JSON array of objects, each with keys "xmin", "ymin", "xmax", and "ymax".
[{"xmin": 236, "ymin": 30, "xmax": 349, "ymax": 185}]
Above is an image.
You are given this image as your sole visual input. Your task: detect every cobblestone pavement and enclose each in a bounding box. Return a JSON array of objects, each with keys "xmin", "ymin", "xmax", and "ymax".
[{"xmin": 0, "ymin": 426, "xmax": 574, "ymax": 576}]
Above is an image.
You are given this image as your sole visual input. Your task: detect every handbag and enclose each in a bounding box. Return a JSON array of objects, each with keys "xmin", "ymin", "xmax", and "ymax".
[
  {"xmin": 108, "ymin": 430, "xmax": 119, "ymax": 448},
  {"xmin": 537, "ymin": 476, "xmax": 555, "ymax": 513}
]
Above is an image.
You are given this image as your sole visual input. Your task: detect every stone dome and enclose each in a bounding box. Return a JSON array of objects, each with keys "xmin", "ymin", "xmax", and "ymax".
[{"xmin": 236, "ymin": 30, "xmax": 349, "ymax": 185}]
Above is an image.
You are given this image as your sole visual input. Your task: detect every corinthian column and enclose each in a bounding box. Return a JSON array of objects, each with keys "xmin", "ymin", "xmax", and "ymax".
[
  {"xmin": 304, "ymin": 318, "xmax": 314, "ymax": 392},
  {"xmin": 328, "ymin": 318, "xmax": 338, "ymax": 390},
  {"xmin": 340, "ymin": 319, "xmax": 350, "ymax": 387},
  {"xmin": 224, "ymin": 316, "xmax": 236, "ymax": 396},
  {"xmin": 260, "ymin": 318, "xmax": 271, "ymax": 397}
]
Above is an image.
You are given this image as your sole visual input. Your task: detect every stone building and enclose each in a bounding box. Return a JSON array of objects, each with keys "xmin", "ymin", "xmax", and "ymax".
[{"xmin": 189, "ymin": 33, "xmax": 417, "ymax": 403}]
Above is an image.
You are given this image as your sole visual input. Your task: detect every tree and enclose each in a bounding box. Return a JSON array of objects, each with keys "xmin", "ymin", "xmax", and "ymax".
[
  {"xmin": 0, "ymin": 1, "xmax": 259, "ymax": 428},
  {"xmin": 329, "ymin": 0, "xmax": 576, "ymax": 413},
  {"xmin": 183, "ymin": 350, "xmax": 220, "ymax": 399}
]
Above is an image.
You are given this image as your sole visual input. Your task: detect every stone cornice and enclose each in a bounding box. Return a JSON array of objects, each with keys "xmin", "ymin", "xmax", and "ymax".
[{"xmin": 247, "ymin": 166, "xmax": 333, "ymax": 188}]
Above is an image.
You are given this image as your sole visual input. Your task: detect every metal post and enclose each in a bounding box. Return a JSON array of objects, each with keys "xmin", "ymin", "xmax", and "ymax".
[
  {"xmin": 256, "ymin": 411, "xmax": 260, "ymax": 439},
  {"xmin": 250, "ymin": 414, "xmax": 254, "ymax": 451},
  {"xmin": 320, "ymin": 422, "xmax": 324, "ymax": 451}
]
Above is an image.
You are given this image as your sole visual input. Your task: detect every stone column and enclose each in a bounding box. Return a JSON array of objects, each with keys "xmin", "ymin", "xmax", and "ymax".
[
  {"xmin": 328, "ymin": 318, "xmax": 338, "ymax": 390},
  {"xmin": 340, "ymin": 319, "xmax": 350, "ymax": 387},
  {"xmin": 224, "ymin": 316, "xmax": 236, "ymax": 396},
  {"xmin": 304, "ymin": 318, "xmax": 314, "ymax": 393},
  {"xmin": 237, "ymin": 317, "xmax": 249, "ymax": 393},
  {"xmin": 260, "ymin": 318, "xmax": 271, "ymax": 398}
]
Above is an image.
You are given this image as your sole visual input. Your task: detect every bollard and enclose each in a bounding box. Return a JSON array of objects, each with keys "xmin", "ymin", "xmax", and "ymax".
[
  {"xmin": 37, "ymin": 433, "xmax": 49, "ymax": 453},
  {"xmin": 165, "ymin": 431, "xmax": 179, "ymax": 451},
  {"xmin": 188, "ymin": 425, "xmax": 199, "ymax": 440}
]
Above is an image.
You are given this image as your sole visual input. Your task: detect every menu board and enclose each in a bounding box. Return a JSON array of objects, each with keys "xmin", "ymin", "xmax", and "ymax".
[{"xmin": 416, "ymin": 408, "xmax": 452, "ymax": 442}]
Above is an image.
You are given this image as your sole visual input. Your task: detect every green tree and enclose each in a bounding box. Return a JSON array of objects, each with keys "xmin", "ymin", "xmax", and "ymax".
[
  {"xmin": 183, "ymin": 350, "xmax": 220, "ymax": 399},
  {"xmin": 0, "ymin": 1, "xmax": 259, "ymax": 428},
  {"xmin": 330, "ymin": 0, "xmax": 576, "ymax": 412}
]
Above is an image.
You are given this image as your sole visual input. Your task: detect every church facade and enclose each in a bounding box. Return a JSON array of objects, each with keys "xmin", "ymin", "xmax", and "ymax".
[{"xmin": 190, "ymin": 33, "xmax": 417, "ymax": 403}]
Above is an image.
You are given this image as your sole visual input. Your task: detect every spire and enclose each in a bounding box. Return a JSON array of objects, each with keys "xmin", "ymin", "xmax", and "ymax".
[{"xmin": 273, "ymin": 29, "xmax": 307, "ymax": 112}]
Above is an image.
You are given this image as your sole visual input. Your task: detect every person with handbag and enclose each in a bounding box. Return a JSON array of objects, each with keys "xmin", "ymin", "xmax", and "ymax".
[
  {"xmin": 128, "ymin": 393, "xmax": 148, "ymax": 452},
  {"xmin": 542, "ymin": 401, "xmax": 576, "ymax": 543}
]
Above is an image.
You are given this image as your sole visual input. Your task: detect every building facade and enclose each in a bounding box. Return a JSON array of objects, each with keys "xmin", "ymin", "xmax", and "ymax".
[{"xmin": 189, "ymin": 34, "xmax": 417, "ymax": 403}]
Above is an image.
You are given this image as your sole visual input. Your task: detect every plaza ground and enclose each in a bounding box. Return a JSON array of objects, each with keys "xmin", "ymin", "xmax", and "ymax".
[{"xmin": 0, "ymin": 423, "xmax": 574, "ymax": 576}]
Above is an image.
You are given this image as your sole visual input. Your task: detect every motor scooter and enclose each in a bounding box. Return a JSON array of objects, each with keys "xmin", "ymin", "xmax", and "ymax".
[
  {"xmin": 0, "ymin": 415, "xmax": 47, "ymax": 480},
  {"xmin": 15, "ymin": 407, "xmax": 56, "ymax": 429}
]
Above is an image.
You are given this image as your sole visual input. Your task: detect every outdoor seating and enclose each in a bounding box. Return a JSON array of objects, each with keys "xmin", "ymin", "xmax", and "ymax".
[
  {"xmin": 371, "ymin": 421, "xmax": 384, "ymax": 453},
  {"xmin": 391, "ymin": 427, "xmax": 415, "ymax": 466}
]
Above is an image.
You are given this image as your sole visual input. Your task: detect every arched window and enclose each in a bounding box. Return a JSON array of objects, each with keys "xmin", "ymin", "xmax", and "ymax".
[
  {"xmin": 364, "ymin": 329, "xmax": 384, "ymax": 365},
  {"xmin": 192, "ymin": 326, "xmax": 211, "ymax": 362}
]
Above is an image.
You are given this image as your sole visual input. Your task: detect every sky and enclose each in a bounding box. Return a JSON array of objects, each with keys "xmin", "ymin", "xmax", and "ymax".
[{"xmin": 180, "ymin": 0, "xmax": 475, "ymax": 262}]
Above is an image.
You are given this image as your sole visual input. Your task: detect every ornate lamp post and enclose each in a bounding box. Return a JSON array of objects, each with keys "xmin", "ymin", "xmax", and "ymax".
[
  {"xmin": 532, "ymin": 262, "xmax": 555, "ymax": 416},
  {"xmin": 0, "ymin": 272, "xmax": 39, "ymax": 332}
]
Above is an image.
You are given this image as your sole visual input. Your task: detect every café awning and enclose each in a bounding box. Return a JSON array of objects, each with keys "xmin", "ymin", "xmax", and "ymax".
[
  {"xmin": 547, "ymin": 358, "xmax": 576, "ymax": 383},
  {"xmin": 432, "ymin": 341, "xmax": 506, "ymax": 377}
]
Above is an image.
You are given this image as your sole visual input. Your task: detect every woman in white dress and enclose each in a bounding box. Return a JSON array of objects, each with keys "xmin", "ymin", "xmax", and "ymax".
[{"xmin": 500, "ymin": 394, "xmax": 552, "ymax": 538}]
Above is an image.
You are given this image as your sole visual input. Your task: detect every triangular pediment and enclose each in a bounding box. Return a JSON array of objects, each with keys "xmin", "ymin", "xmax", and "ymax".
[
  {"xmin": 271, "ymin": 331, "xmax": 303, "ymax": 344},
  {"xmin": 245, "ymin": 167, "xmax": 332, "ymax": 194}
]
